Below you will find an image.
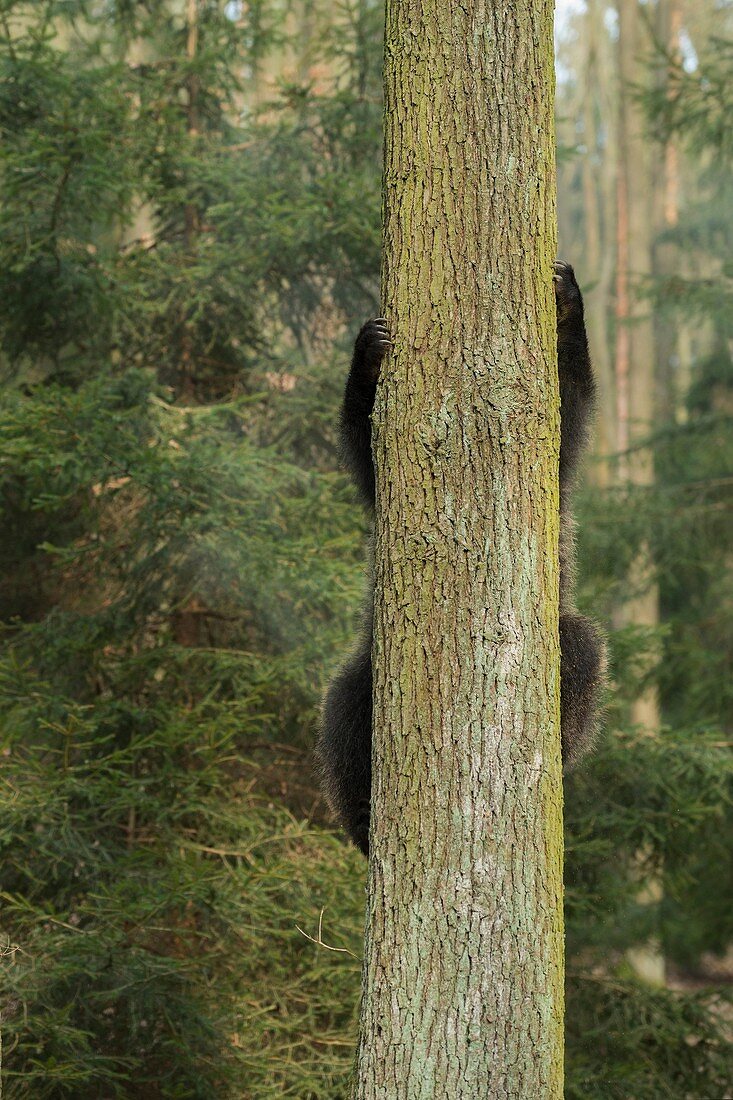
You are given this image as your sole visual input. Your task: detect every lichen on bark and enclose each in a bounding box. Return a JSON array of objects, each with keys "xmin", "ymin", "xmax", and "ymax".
[{"xmin": 355, "ymin": 0, "xmax": 564, "ymax": 1097}]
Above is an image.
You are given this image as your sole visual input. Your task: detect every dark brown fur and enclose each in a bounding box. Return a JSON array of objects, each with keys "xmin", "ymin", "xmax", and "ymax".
[{"xmin": 318, "ymin": 263, "xmax": 606, "ymax": 855}]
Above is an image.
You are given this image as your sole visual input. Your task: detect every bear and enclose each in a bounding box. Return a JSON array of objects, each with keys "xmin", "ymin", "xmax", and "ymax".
[{"xmin": 317, "ymin": 262, "xmax": 606, "ymax": 856}]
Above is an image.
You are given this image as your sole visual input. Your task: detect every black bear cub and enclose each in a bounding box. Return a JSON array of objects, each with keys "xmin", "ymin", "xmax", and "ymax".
[{"xmin": 318, "ymin": 262, "xmax": 606, "ymax": 856}]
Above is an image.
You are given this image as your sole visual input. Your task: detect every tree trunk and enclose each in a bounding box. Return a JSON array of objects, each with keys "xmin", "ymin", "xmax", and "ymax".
[
  {"xmin": 582, "ymin": 0, "xmax": 617, "ymax": 485},
  {"xmin": 616, "ymin": 0, "xmax": 660, "ymax": 734},
  {"xmin": 355, "ymin": 0, "xmax": 564, "ymax": 1096},
  {"xmin": 653, "ymin": 0, "xmax": 681, "ymax": 423},
  {"xmin": 616, "ymin": 0, "xmax": 665, "ymax": 988},
  {"xmin": 614, "ymin": 112, "xmax": 631, "ymax": 472}
]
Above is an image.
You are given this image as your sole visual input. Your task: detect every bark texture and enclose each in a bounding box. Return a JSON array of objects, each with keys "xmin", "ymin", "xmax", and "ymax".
[{"xmin": 355, "ymin": 1, "xmax": 563, "ymax": 1096}]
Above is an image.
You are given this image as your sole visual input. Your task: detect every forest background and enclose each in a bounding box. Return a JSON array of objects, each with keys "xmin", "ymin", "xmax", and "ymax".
[{"xmin": 0, "ymin": 0, "xmax": 731, "ymax": 1097}]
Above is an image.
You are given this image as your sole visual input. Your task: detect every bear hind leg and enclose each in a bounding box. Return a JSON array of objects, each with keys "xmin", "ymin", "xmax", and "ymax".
[
  {"xmin": 317, "ymin": 648, "xmax": 372, "ymax": 856},
  {"xmin": 560, "ymin": 612, "xmax": 606, "ymax": 770}
]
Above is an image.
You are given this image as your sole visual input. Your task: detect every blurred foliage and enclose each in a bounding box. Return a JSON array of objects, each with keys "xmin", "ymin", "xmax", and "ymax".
[
  {"xmin": 0, "ymin": 1, "xmax": 731, "ymax": 1097},
  {"xmin": 0, "ymin": 2, "xmax": 373, "ymax": 1095},
  {"xmin": 561, "ymin": 30, "xmax": 733, "ymax": 1097}
]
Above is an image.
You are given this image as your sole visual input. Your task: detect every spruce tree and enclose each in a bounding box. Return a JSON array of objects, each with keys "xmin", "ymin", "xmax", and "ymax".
[{"xmin": 0, "ymin": 2, "xmax": 377, "ymax": 1095}]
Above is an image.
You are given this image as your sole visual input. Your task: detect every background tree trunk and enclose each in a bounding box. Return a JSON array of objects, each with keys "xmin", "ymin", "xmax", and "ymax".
[
  {"xmin": 582, "ymin": 0, "xmax": 618, "ymax": 486},
  {"xmin": 616, "ymin": 0, "xmax": 660, "ymax": 735},
  {"xmin": 616, "ymin": 0, "xmax": 665, "ymax": 988},
  {"xmin": 355, "ymin": 0, "xmax": 564, "ymax": 1096}
]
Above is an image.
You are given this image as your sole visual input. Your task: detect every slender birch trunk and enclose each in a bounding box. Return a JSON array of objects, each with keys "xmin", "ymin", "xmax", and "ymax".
[{"xmin": 355, "ymin": 0, "xmax": 563, "ymax": 1095}]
